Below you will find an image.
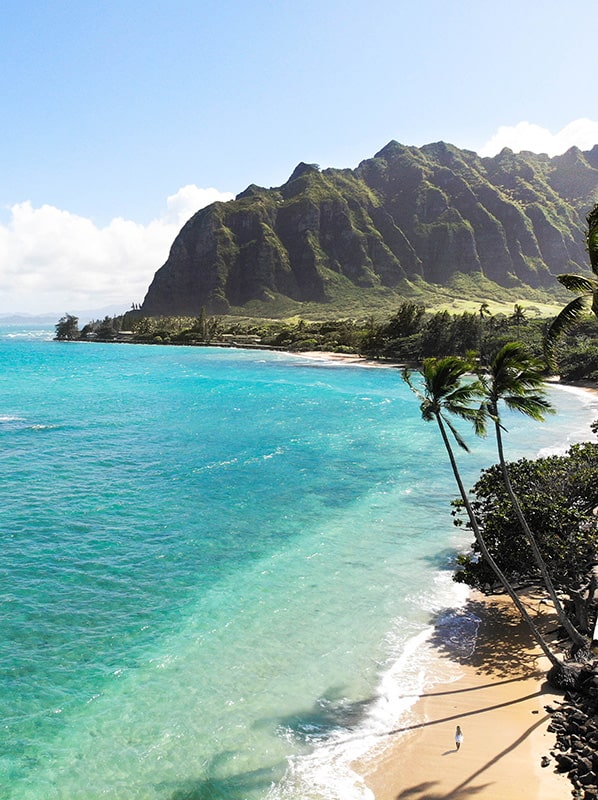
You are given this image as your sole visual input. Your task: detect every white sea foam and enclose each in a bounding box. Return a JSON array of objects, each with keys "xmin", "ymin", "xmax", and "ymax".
[{"xmin": 269, "ymin": 574, "xmax": 474, "ymax": 800}]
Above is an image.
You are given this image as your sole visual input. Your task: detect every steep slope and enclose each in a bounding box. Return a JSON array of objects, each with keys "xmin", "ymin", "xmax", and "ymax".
[{"xmin": 141, "ymin": 142, "xmax": 598, "ymax": 316}]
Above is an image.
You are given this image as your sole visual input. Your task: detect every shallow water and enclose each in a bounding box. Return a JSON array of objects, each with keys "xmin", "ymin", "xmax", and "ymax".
[{"xmin": 0, "ymin": 330, "xmax": 596, "ymax": 799}]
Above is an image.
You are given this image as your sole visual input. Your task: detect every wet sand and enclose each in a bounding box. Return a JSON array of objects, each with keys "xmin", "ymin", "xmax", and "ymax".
[{"xmin": 356, "ymin": 591, "xmax": 570, "ymax": 799}]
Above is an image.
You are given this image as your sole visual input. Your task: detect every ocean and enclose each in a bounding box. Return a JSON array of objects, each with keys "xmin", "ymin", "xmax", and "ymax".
[{"xmin": 1, "ymin": 326, "xmax": 596, "ymax": 800}]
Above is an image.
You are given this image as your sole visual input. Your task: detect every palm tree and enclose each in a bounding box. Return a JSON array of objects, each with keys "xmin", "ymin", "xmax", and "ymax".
[
  {"xmin": 546, "ymin": 203, "xmax": 598, "ymax": 362},
  {"xmin": 478, "ymin": 302, "xmax": 491, "ymax": 362},
  {"xmin": 478, "ymin": 342, "xmax": 587, "ymax": 651},
  {"xmin": 510, "ymin": 304, "xmax": 526, "ymax": 337},
  {"xmin": 402, "ymin": 355, "xmax": 564, "ymax": 670}
]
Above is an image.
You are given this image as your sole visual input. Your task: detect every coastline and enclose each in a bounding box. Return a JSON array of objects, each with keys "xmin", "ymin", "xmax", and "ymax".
[
  {"xmin": 355, "ymin": 591, "xmax": 571, "ymax": 799},
  {"xmin": 293, "ymin": 349, "xmax": 585, "ymax": 799}
]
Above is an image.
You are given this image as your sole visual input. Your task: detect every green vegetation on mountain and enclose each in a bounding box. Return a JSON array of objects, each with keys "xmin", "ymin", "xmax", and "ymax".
[{"xmin": 139, "ymin": 141, "xmax": 598, "ymax": 318}]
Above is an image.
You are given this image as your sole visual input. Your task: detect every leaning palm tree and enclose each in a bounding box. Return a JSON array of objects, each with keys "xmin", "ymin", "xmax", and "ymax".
[
  {"xmin": 478, "ymin": 342, "xmax": 587, "ymax": 651},
  {"xmin": 545, "ymin": 203, "xmax": 598, "ymax": 363},
  {"xmin": 402, "ymin": 355, "xmax": 564, "ymax": 671}
]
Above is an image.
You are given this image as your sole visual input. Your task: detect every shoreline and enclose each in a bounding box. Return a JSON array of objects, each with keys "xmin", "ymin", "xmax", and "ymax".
[
  {"xmin": 355, "ymin": 590, "xmax": 571, "ymax": 799},
  {"xmin": 289, "ymin": 347, "xmax": 593, "ymax": 798},
  {"xmin": 290, "ymin": 349, "xmax": 584, "ymax": 797}
]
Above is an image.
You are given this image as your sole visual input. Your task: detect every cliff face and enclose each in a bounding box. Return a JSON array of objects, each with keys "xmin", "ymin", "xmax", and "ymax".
[{"xmin": 140, "ymin": 142, "xmax": 598, "ymax": 316}]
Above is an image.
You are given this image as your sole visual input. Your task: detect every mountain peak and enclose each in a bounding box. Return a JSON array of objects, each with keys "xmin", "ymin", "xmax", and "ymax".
[
  {"xmin": 287, "ymin": 162, "xmax": 321, "ymax": 182},
  {"xmin": 140, "ymin": 141, "xmax": 598, "ymax": 317}
]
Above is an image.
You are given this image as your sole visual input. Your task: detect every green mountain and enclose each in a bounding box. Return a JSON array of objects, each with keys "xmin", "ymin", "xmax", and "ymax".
[{"xmin": 140, "ymin": 141, "xmax": 598, "ymax": 317}]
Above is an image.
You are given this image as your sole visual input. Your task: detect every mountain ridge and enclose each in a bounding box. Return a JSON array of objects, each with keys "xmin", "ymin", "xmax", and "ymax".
[{"xmin": 140, "ymin": 141, "xmax": 598, "ymax": 316}]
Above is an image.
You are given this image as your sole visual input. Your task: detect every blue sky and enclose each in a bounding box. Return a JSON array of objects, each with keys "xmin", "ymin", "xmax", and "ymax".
[{"xmin": 1, "ymin": 0, "xmax": 597, "ymax": 315}]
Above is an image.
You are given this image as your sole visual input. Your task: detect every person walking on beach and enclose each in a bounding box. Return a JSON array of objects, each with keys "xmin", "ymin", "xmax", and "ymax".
[{"xmin": 455, "ymin": 725, "xmax": 463, "ymax": 751}]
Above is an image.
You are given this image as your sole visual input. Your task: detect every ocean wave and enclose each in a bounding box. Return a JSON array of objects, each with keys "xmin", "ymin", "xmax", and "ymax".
[
  {"xmin": 269, "ymin": 577, "xmax": 475, "ymax": 800},
  {"xmin": 0, "ymin": 330, "xmax": 54, "ymax": 341}
]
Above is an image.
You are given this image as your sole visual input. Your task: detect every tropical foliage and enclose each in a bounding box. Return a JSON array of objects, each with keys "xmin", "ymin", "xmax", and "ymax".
[
  {"xmin": 546, "ymin": 202, "xmax": 598, "ymax": 357},
  {"xmin": 402, "ymin": 355, "xmax": 567, "ymax": 671},
  {"xmin": 453, "ymin": 443, "xmax": 598, "ymax": 610},
  {"xmin": 54, "ymin": 314, "xmax": 79, "ymax": 340},
  {"xmin": 476, "ymin": 343, "xmax": 585, "ymax": 647}
]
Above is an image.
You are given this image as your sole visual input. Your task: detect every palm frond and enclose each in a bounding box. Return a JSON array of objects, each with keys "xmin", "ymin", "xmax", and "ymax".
[
  {"xmin": 546, "ymin": 295, "xmax": 591, "ymax": 351},
  {"xmin": 587, "ymin": 203, "xmax": 598, "ymax": 275},
  {"xmin": 420, "ymin": 399, "xmax": 436, "ymax": 422},
  {"xmin": 473, "ymin": 403, "xmax": 488, "ymax": 437},
  {"xmin": 425, "ymin": 357, "xmax": 469, "ymax": 399},
  {"xmin": 401, "ymin": 367, "xmax": 425, "ymax": 404},
  {"xmin": 486, "ymin": 342, "xmax": 548, "ymax": 404},
  {"xmin": 444, "ymin": 380, "xmax": 485, "ymax": 407},
  {"xmin": 445, "ymin": 403, "xmax": 483, "ymax": 425},
  {"xmin": 502, "ymin": 394, "xmax": 554, "ymax": 421},
  {"xmin": 556, "ymin": 273, "xmax": 596, "ymax": 293},
  {"xmin": 410, "ymin": 356, "xmax": 484, "ymax": 450},
  {"xmin": 442, "ymin": 413, "xmax": 471, "ymax": 452}
]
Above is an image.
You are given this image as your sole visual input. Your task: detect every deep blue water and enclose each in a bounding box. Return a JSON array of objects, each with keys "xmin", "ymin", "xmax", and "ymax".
[{"xmin": 0, "ymin": 329, "xmax": 596, "ymax": 799}]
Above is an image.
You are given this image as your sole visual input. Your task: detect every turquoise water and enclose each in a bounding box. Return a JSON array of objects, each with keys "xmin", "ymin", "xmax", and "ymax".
[{"xmin": 0, "ymin": 328, "xmax": 596, "ymax": 800}]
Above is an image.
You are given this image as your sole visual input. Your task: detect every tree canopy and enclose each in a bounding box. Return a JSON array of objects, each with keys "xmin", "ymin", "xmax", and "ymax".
[
  {"xmin": 453, "ymin": 441, "xmax": 598, "ymax": 593},
  {"xmin": 54, "ymin": 314, "xmax": 79, "ymax": 340}
]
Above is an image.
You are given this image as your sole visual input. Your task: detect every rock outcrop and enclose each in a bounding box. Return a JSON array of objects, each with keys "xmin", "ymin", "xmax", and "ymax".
[
  {"xmin": 140, "ymin": 142, "xmax": 598, "ymax": 316},
  {"xmin": 546, "ymin": 666, "xmax": 598, "ymax": 797}
]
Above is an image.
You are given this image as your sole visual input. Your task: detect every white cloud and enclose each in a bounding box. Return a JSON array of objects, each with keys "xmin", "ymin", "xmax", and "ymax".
[
  {"xmin": 0, "ymin": 186, "xmax": 233, "ymax": 316},
  {"xmin": 478, "ymin": 118, "xmax": 598, "ymax": 157}
]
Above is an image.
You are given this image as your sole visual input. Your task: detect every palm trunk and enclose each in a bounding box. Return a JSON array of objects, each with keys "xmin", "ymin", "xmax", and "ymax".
[
  {"xmin": 493, "ymin": 419, "xmax": 587, "ymax": 650},
  {"xmin": 435, "ymin": 413, "xmax": 562, "ymax": 668}
]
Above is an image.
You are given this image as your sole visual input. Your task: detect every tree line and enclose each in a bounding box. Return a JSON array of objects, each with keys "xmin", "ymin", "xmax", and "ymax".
[{"xmin": 54, "ymin": 302, "xmax": 598, "ymax": 383}]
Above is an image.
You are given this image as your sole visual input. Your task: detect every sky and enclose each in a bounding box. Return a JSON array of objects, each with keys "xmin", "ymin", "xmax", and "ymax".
[{"xmin": 1, "ymin": 0, "xmax": 598, "ymax": 317}]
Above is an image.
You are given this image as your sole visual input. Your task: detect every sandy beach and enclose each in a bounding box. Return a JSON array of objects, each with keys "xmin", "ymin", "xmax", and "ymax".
[
  {"xmin": 299, "ymin": 348, "xmax": 588, "ymax": 798},
  {"xmin": 356, "ymin": 591, "xmax": 571, "ymax": 799}
]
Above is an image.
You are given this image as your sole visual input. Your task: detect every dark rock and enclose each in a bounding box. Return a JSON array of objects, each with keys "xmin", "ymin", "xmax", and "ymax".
[
  {"xmin": 556, "ymin": 753, "xmax": 576, "ymax": 773},
  {"xmin": 578, "ymin": 771, "xmax": 596, "ymax": 787},
  {"xmin": 578, "ymin": 755, "xmax": 594, "ymax": 774}
]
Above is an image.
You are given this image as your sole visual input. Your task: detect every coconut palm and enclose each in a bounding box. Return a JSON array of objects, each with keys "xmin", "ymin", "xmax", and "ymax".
[
  {"xmin": 478, "ymin": 302, "xmax": 491, "ymax": 361},
  {"xmin": 478, "ymin": 302, "xmax": 491, "ymax": 321},
  {"xmin": 402, "ymin": 355, "xmax": 564, "ymax": 670},
  {"xmin": 546, "ymin": 203, "xmax": 598, "ymax": 363},
  {"xmin": 510, "ymin": 304, "xmax": 526, "ymax": 337},
  {"xmin": 478, "ymin": 342, "xmax": 587, "ymax": 651}
]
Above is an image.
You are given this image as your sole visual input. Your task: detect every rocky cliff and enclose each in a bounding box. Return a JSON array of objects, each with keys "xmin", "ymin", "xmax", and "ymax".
[{"xmin": 140, "ymin": 141, "xmax": 598, "ymax": 315}]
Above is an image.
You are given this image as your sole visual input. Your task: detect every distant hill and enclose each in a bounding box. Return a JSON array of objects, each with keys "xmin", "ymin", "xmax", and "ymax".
[
  {"xmin": 140, "ymin": 141, "xmax": 598, "ymax": 317},
  {"xmin": 0, "ymin": 305, "xmax": 130, "ymax": 326}
]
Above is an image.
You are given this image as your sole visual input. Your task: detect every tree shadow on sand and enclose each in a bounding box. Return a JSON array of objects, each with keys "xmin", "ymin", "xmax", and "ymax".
[
  {"xmin": 391, "ymin": 709, "xmax": 551, "ymax": 799},
  {"xmin": 427, "ymin": 595, "xmax": 556, "ymax": 680},
  {"xmin": 394, "ymin": 779, "xmax": 492, "ymax": 798}
]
